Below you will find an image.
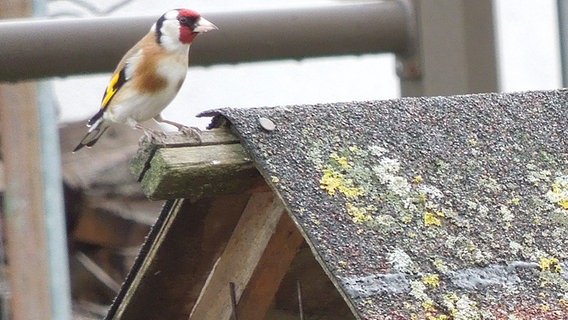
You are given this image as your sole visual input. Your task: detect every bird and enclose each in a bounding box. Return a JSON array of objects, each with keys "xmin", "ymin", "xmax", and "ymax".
[{"xmin": 73, "ymin": 9, "xmax": 217, "ymax": 152}]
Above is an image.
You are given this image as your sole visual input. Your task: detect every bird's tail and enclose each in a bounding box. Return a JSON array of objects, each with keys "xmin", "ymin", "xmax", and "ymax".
[{"xmin": 73, "ymin": 118, "xmax": 110, "ymax": 152}]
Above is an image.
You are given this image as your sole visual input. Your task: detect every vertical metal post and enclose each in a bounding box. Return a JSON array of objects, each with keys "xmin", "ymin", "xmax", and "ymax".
[
  {"xmin": 558, "ymin": 0, "xmax": 568, "ymax": 87},
  {"xmin": 34, "ymin": 0, "xmax": 72, "ymax": 314},
  {"xmin": 38, "ymin": 80, "xmax": 72, "ymax": 320},
  {"xmin": 399, "ymin": 0, "xmax": 499, "ymax": 96},
  {"xmin": 36, "ymin": 1, "xmax": 72, "ymax": 318}
]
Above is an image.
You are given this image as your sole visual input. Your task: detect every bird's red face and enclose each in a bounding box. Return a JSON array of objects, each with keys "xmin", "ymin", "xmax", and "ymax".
[{"xmin": 177, "ymin": 9, "xmax": 218, "ymax": 44}]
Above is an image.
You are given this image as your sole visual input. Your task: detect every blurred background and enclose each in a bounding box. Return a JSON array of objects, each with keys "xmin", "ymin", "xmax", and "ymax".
[{"xmin": 50, "ymin": 0, "xmax": 561, "ymax": 128}]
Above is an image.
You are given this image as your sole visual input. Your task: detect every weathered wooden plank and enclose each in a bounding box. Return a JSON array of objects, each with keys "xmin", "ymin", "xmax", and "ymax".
[
  {"xmin": 130, "ymin": 128, "xmax": 240, "ymax": 181},
  {"xmin": 188, "ymin": 192, "xmax": 288, "ymax": 320},
  {"xmin": 0, "ymin": 81, "xmax": 54, "ymax": 318},
  {"xmin": 139, "ymin": 143, "xmax": 258, "ymax": 200},
  {"xmin": 109, "ymin": 199, "xmax": 186, "ymax": 320},
  {"xmin": 236, "ymin": 212, "xmax": 304, "ymax": 319}
]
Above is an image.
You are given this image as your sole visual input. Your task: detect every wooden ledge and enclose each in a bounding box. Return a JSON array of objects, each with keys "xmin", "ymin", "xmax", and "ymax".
[{"xmin": 130, "ymin": 129, "xmax": 260, "ymax": 200}]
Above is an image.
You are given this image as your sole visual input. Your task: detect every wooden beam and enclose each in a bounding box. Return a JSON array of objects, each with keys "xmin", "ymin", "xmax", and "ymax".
[
  {"xmin": 189, "ymin": 192, "xmax": 300, "ymax": 320},
  {"xmin": 0, "ymin": 0, "xmax": 32, "ymax": 17},
  {"xmin": 236, "ymin": 212, "xmax": 304, "ymax": 319},
  {"xmin": 0, "ymin": 6, "xmax": 51, "ymax": 320},
  {"xmin": 142, "ymin": 144, "xmax": 257, "ymax": 200},
  {"xmin": 0, "ymin": 82, "xmax": 52, "ymax": 318},
  {"xmin": 130, "ymin": 129, "xmax": 258, "ymax": 200},
  {"xmin": 130, "ymin": 128, "xmax": 240, "ymax": 180}
]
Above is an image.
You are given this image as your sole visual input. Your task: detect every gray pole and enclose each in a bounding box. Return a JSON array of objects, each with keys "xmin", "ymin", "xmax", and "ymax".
[
  {"xmin": 38, "ymin": 80, "xmax": 72, "ymax": 320},
  {"xmin": 400, "ymin": 0, "xmax": 499, "ymax": 96},
  {"xmin": 0, "ymin": 2, "xmax": 412, "ymax": 81},
  {"xmin": 34, "ymin": 0, "xmax": 72, "ymax": 317},
  {"xmin": 558, "ymin": 0, "xmax": 568, "ymax": 87}
]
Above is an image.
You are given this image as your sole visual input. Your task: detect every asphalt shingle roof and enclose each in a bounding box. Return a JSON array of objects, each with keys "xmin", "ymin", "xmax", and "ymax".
[{"xmin": 205, "ymin": 89, "xmax": 568, "ymax": 319}]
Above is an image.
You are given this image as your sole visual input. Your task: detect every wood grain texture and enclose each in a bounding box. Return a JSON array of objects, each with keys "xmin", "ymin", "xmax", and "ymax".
[
  {"xmin": 130, "ymin": 128, "xmax": 252, "ymax": 200},
  {"xmin": 0, "ymin": 81, "xmax": 52, "ymax": 318},
  {"xmin": 130, "ymin": 128, "xmax": 239, "ymax": 179},
  {"xmin": 106, "ymin": 189, "xmax": 271, "ymax": 320},
  {"xmin": 236, "ymin": 213, "xmax": 304, "ymax": 319},
  {"xmin": 189, "ymin": 192, "xmax": 288, "ymax": 320},
  {"xmin": 138, "ymin": 142, "xmax": 257, "ymax": 200}
]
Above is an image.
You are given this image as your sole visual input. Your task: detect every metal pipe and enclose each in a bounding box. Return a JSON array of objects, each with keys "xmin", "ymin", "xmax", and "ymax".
[
  {"xmin": 34, "ymin": 0, "xmax": 72, "ymax": 317},
  {"xmin": 0, "ymin": 1, "xmax": 411, "ymax": 81},
  {"xmin": 558, "ymin": 0, "xmax": 568, "ymax": 87},
  {"xmin": 38, "ymin": 80, "xmax": 72, "ymax": 320}
]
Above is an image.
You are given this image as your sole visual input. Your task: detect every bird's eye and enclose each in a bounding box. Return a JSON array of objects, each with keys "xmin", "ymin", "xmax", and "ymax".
[{"xmin": 178, "ymin": 16, "xmax": 196, "ymax": 27}]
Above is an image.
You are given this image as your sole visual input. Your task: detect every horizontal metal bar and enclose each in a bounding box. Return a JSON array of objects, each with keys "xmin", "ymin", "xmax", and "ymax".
[{"xmin": 0, "ymin": 1, "xmax": 411, "ymax": 81}]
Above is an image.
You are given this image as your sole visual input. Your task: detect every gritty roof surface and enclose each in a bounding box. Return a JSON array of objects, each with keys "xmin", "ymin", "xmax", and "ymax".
[{"xmin": 206, "ymin": 90, "xmax": 568, "ymax": 319}]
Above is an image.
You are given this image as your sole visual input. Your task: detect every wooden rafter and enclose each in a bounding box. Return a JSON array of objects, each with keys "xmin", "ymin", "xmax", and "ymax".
[{"xmin": 189, "ymin": 192, "xmax": 303, "ymax": 319}]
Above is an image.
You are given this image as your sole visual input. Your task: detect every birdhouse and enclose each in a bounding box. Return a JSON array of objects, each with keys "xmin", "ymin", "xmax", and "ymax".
[{"xmin": 106, "ymin": 90, "xmax": 568, "ymax": 319}]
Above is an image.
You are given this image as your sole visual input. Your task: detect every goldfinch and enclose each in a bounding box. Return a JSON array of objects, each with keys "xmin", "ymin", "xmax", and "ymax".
[{"xmin": 73, "ymin": 9, "xmax": 217, "ymax": 152}]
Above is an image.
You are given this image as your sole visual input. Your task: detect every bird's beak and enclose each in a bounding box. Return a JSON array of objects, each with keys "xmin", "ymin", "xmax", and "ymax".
[{"xmin": 193, "ymin": 17, "xmax": 218, "ymax": 33}]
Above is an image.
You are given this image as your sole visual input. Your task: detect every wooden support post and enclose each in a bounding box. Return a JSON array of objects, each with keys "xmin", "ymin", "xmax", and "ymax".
[
  {"xmin": 0, "ymin": 0, "xmax": 32, "ymax": 17},
  {"xmin": 0, "ymin": 82, "xmax": 53, "ymax": 318},
  {"xmin": 0, "ymin": 3, "xmax": 68, "ymax": 318},
  {"xmin": 189, "ymin": 192, "xmax": 303, "ymax": 320}
]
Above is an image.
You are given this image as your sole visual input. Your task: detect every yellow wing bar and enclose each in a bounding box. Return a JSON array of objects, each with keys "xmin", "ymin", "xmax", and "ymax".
[{"xmin": 101, "ymin": 68, "xmax": 127, "ymax": 109}]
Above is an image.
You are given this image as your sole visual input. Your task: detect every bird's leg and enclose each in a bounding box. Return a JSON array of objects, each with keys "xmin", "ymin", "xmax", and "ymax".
[
  {"xmin": 154, "ymin": 114, "xmax": 202, "ymax": 142},
  {"xmin": 134, "ymin": 123, "xmax": 166, "ymax": 144}
]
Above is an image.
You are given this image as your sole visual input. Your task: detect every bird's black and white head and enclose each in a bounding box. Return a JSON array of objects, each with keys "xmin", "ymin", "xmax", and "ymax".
[{"xmin": 153, "ymin": 9, "xmax": 218, "ymax": 51}]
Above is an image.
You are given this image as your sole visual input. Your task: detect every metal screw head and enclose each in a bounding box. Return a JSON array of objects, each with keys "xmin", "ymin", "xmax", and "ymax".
[{"xmin": 258, "ymin": 117, "xmax": 276, "ymax": 131}]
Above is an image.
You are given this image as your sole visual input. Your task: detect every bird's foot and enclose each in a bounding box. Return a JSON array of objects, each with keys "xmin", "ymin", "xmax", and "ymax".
[
  {"xmin": 135, "ymin": 123, "xmax": 168, "ymax": 145},
  {"xmin": 179, "ymin": 126, "xmax": 202, "ymax": 143},
  {"xmin": 143, "ymin": 129, "xmax": 167, "ymax": 145}
]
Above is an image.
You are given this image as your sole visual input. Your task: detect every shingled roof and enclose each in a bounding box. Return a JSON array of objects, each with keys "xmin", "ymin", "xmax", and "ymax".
[
  {"xmin": 113, "ymin": 89, "xmax": 568, "ymax": 319},
  {"xmin": 204, "ymin": 89, "xmax": 568, "ymax": 319}
]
